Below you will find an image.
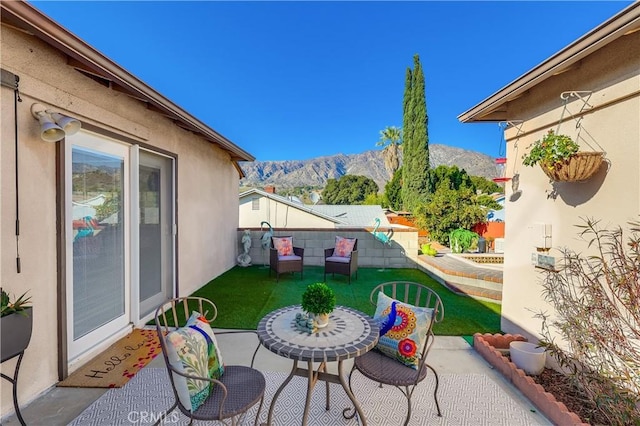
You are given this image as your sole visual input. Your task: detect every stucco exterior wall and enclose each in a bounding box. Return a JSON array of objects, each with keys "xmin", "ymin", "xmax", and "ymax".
[
  {"xmin": 500, "ymin": 30, "xmax": 640, "ymax": 341},
  {"xmin": 239, "ymin": 195, "xmax": 337, "ymax": 228},
  {"xmin": 1, "ymin": 24, "xmax": 241, "ymax": 414}
]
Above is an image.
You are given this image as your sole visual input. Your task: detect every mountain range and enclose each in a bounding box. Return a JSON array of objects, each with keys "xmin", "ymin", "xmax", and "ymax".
[{"xmin": 239, "ymin": 144, "xmax": 497, "ymax": 191}]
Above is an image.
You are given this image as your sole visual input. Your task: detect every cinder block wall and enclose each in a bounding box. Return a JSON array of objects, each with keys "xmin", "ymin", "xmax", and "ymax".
[{"xmin": 236, "ymin": 228, "xmax": 418, "ymax": 268}]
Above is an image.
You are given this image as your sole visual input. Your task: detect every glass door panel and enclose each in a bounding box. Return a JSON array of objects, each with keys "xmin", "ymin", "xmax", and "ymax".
[
  {"xmin": 138, "ymin": 151, "xmax": 174, "ymax": 318},
  {"xmin": 67, "ymin": 131, "xmax": 130, "ymax": 361}
]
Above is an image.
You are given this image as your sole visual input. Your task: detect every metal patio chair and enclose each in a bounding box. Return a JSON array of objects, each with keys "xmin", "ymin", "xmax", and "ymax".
[
  {"xmin": 346, "ymin": 281, "xmax": 445, "ymax": 425},
  {"xmin": 154, "ymin": 297, "xmax": 265, "ymax": 425}
]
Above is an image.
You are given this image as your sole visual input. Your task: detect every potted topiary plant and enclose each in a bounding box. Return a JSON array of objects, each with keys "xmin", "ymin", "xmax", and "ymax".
[
  {"xmin": 521, "ymin": 129, "xmax": 605, "ymax": 182},
  {"xmin": 1, "ymin": 288, "xmax": 32, "ymax": 362},
  {"xmin": 301, "ymin": 282, "xmax": 336, "ymax": 328}
]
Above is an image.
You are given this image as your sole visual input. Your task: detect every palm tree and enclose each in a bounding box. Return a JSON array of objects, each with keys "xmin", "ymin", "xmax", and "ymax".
[{"xmin": 376, "ymin": 126, "xmax": 403, "ymax": 176}]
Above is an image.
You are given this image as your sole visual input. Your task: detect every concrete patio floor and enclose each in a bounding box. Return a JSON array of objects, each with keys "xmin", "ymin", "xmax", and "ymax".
[{"xmin": 3, "ymin": 332, "xmax": 552, "ymax": 425}]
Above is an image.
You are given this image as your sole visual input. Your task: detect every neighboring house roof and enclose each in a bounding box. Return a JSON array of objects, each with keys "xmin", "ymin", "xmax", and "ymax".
[
  {"xmin": 312, "ymin": 205, "xmax": 390, "ymax": 228},
  {"xmin": 458, "ymin": 2, "xmax": 640, "ymax": 123},
  {"xmin": 240, "ymin": 189, "xmax": 343, "ymax": 225},
  {"xmin": 239, "ymin": 188, "xmax": 392, "ymax": 227},
  {"xmin": 1, "ymin": 1, "xmax": 254, "ymax": 175}
]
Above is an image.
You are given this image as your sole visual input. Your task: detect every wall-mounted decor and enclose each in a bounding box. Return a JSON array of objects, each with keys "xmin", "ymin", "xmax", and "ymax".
[{"xmin": 522, "ymin": 92, "xmax": 606, "ymax": 183}]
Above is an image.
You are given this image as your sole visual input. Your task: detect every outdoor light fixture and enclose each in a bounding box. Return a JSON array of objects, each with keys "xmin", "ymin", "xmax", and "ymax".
[{"xmin": 31, "ymin": 103, "xmax": 81, "ymax": 142}]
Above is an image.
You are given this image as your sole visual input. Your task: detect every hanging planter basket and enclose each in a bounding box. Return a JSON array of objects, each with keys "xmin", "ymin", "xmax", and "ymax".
[{"xmin": 539, "ymin": 151, "xmax": 605, "ymax": 182}]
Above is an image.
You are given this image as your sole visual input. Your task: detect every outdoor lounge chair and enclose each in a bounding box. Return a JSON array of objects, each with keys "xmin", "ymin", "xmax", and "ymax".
[
  {"xmin": 269, "ymin": 236, "xmax": 304, "ymax": 281},
  {"xmin": 346, "ymin": 281, "xmax": 445, "ymax": 426},
  {"xmin": 154, "ymin": 297, "xmax": 265, "ymax": 426},
  {"xmin": 324, "ymin": 237, "xmax": 358, "ymax": 284}
]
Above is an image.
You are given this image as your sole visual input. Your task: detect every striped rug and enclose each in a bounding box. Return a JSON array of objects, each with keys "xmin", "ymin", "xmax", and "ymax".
[{"xmin": 69, "ymin": 367, "xmax": 549, "ymax": 425}]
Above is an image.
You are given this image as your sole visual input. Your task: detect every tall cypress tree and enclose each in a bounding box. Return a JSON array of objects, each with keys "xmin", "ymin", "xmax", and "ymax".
[
  {"xmin": 410, "ymin": 54, "xmax": 430, "ymax": 202},
  {"xmin": 401, "ymin": 67, "xmax": 413, "ymax": 210},
  {"xmin": 402, "ymin": 54, "xmax": 430, "ymax": 211}
]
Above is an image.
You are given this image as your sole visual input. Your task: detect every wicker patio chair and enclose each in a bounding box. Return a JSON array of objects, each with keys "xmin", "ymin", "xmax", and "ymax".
[
  {"xmin": 269, "ymin": 236, "xmax": 304, "ymax": 281},
  {"xmin": 154, "ymin": 297, "xmax": 265, "ymax": 426},
  {"xmin": 324, "ymin": 238, "xmax": 358, "ymax": 284},
  {"xmin": 345, "ymin": 281, "xmax": 445, "ymax": 426}
]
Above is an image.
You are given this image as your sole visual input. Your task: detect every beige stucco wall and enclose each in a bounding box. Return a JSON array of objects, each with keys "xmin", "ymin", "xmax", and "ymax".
[
  {"xmin": 239, "ymin": 195, "xmax": 337, "ymax": 228},
  {"xmin": 1, "ymin": 24, "xmax": 241, "ymax": 414},
  {"xmin": 500, "ymin": 30, "xmax": 640, "ymax": 342}
]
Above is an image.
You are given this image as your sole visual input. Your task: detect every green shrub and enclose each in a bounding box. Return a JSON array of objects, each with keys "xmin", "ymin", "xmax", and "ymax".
[
  {"xmin": 449, "ymin": 228, "xmax": 479, "ymax": 253},
  {"xmin": 536, "ymin": 218, "xmax": 640, "ymax": 424},
  {"xmin": 301, "ymin": 283, "xmax": 336, "ymax": 314}
]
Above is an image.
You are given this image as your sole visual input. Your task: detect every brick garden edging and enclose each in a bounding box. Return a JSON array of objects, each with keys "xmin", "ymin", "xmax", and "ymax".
[{"xmin": 473, "ymin": 333, "xmax": 589, "ymax": 426}]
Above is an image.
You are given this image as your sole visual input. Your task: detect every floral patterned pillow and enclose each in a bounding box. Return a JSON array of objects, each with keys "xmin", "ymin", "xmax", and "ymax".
[
  {"xmin": 334, "ymin": 236, "xmax": 356, "ymax": 258},
  {"xmin": 165, "ymin": 326, "xmax": 211, "ymax": 412},
  {"xmin": 272, "ymin": 237, "xmax": 293, "ymax": 256},
  {"xmin": 373, "ymin": 292, "xmax": 434, "ymax": 370},
  {"xmin": 164, "ymin": 311, "xmax": 225, "ymax": 412}
]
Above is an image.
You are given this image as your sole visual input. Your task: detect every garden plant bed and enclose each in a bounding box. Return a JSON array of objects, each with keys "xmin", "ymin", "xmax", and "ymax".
[
  {"xmin": 532, "ymin": 368, "xmax": 605, "ymax": 425},
  {"xmin": 473, "ymin": 333, "xmax": 593, "ymax": 425}
]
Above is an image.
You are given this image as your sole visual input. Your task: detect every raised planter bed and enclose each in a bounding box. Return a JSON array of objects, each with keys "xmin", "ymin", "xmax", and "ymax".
[{"xmin": 473, "ymin": 333, "xmax": 589, "ymax": 426}]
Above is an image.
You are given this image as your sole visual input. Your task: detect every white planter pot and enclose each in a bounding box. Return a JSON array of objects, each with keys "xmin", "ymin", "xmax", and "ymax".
[
  {"xmin": 509, "ymin": 341, "xmax": 546, "ymax": 375},
  {"xmin": 313, "ymin": 313, "xmax": 329, "ymax": 328}
]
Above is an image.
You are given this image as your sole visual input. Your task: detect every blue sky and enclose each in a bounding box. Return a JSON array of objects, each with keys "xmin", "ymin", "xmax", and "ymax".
[{"xmin": 31, "ymin": 1, "xmax": 632, "ymax": 161}]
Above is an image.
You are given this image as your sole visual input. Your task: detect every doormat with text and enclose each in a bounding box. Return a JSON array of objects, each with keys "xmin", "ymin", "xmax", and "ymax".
[{"xmin": 57, "ymin": 328, "xmax": 163, "ymax": 388}]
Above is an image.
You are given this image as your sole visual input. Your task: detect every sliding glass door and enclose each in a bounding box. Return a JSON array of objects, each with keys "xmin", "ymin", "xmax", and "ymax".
[
  {"xmin": 138, "ymin": 150, "xmax": 174, "ymax": 318},
  {"xmin": 66, "ymin": 131, "xmax": 130, "ymax": 361},
  {"xmin": 65, "ymin": 131, "xmax": 176, "ymax": 364}
]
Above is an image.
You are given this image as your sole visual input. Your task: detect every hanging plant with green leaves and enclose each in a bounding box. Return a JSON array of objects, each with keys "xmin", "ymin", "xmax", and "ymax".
[{"xmin": 522, "ymin": 129, "xmax": 580, "ymax": 170}]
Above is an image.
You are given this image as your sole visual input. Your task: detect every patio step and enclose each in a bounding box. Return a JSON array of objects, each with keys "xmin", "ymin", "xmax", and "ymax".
[{"xmin": 416, "ymin": 253, "xmax": 503, "ymax": 302}]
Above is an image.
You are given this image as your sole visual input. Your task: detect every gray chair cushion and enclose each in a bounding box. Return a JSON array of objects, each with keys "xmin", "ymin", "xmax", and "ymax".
[
  {"xmin": 277, "ymin": 255, "xmax": 302, "ymax": 261},
  {"xmin": 354, "ymin": 349, "xmax": 427, "ymax": 387},
  {"xmin": 192, "ymin": 365, "xmax": 266, "ymax": 420},
  {"xmin": 326, "ymin": 256, "xmax": 350, "ymax": 263}
]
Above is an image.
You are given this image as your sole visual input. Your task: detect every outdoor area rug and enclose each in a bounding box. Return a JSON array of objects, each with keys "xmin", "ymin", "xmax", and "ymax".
[
  {"xmin": 58, "ymin": 328, "xmax": 162, "ymax": 388},
  {"xmin": 69, "ymin": 368, "xmax": 549, "ymax": 425}
]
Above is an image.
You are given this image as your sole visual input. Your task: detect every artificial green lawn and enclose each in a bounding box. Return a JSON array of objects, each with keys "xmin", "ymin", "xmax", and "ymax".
[{"xmin": 190, "ymin": 265, "xmax": 501, "ymax": 336}]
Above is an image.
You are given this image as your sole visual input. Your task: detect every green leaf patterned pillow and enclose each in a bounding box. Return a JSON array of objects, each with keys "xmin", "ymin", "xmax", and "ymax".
[
  {"xmin": 165, "ymin": 326, "xmax": 211, "ymax": 412},
  {"xmin": 373, "ymin": 291, "xmax": 434, "ymax": 370},
  {"xmin": 186, "ymin": 311, "xmax": 225, "ymax": 390}
]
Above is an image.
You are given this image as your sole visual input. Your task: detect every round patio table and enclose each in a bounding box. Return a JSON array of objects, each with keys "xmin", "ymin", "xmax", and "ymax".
[{"xmin": 257, "ymin": 304, "xmax": 379, "ymax": 426}]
